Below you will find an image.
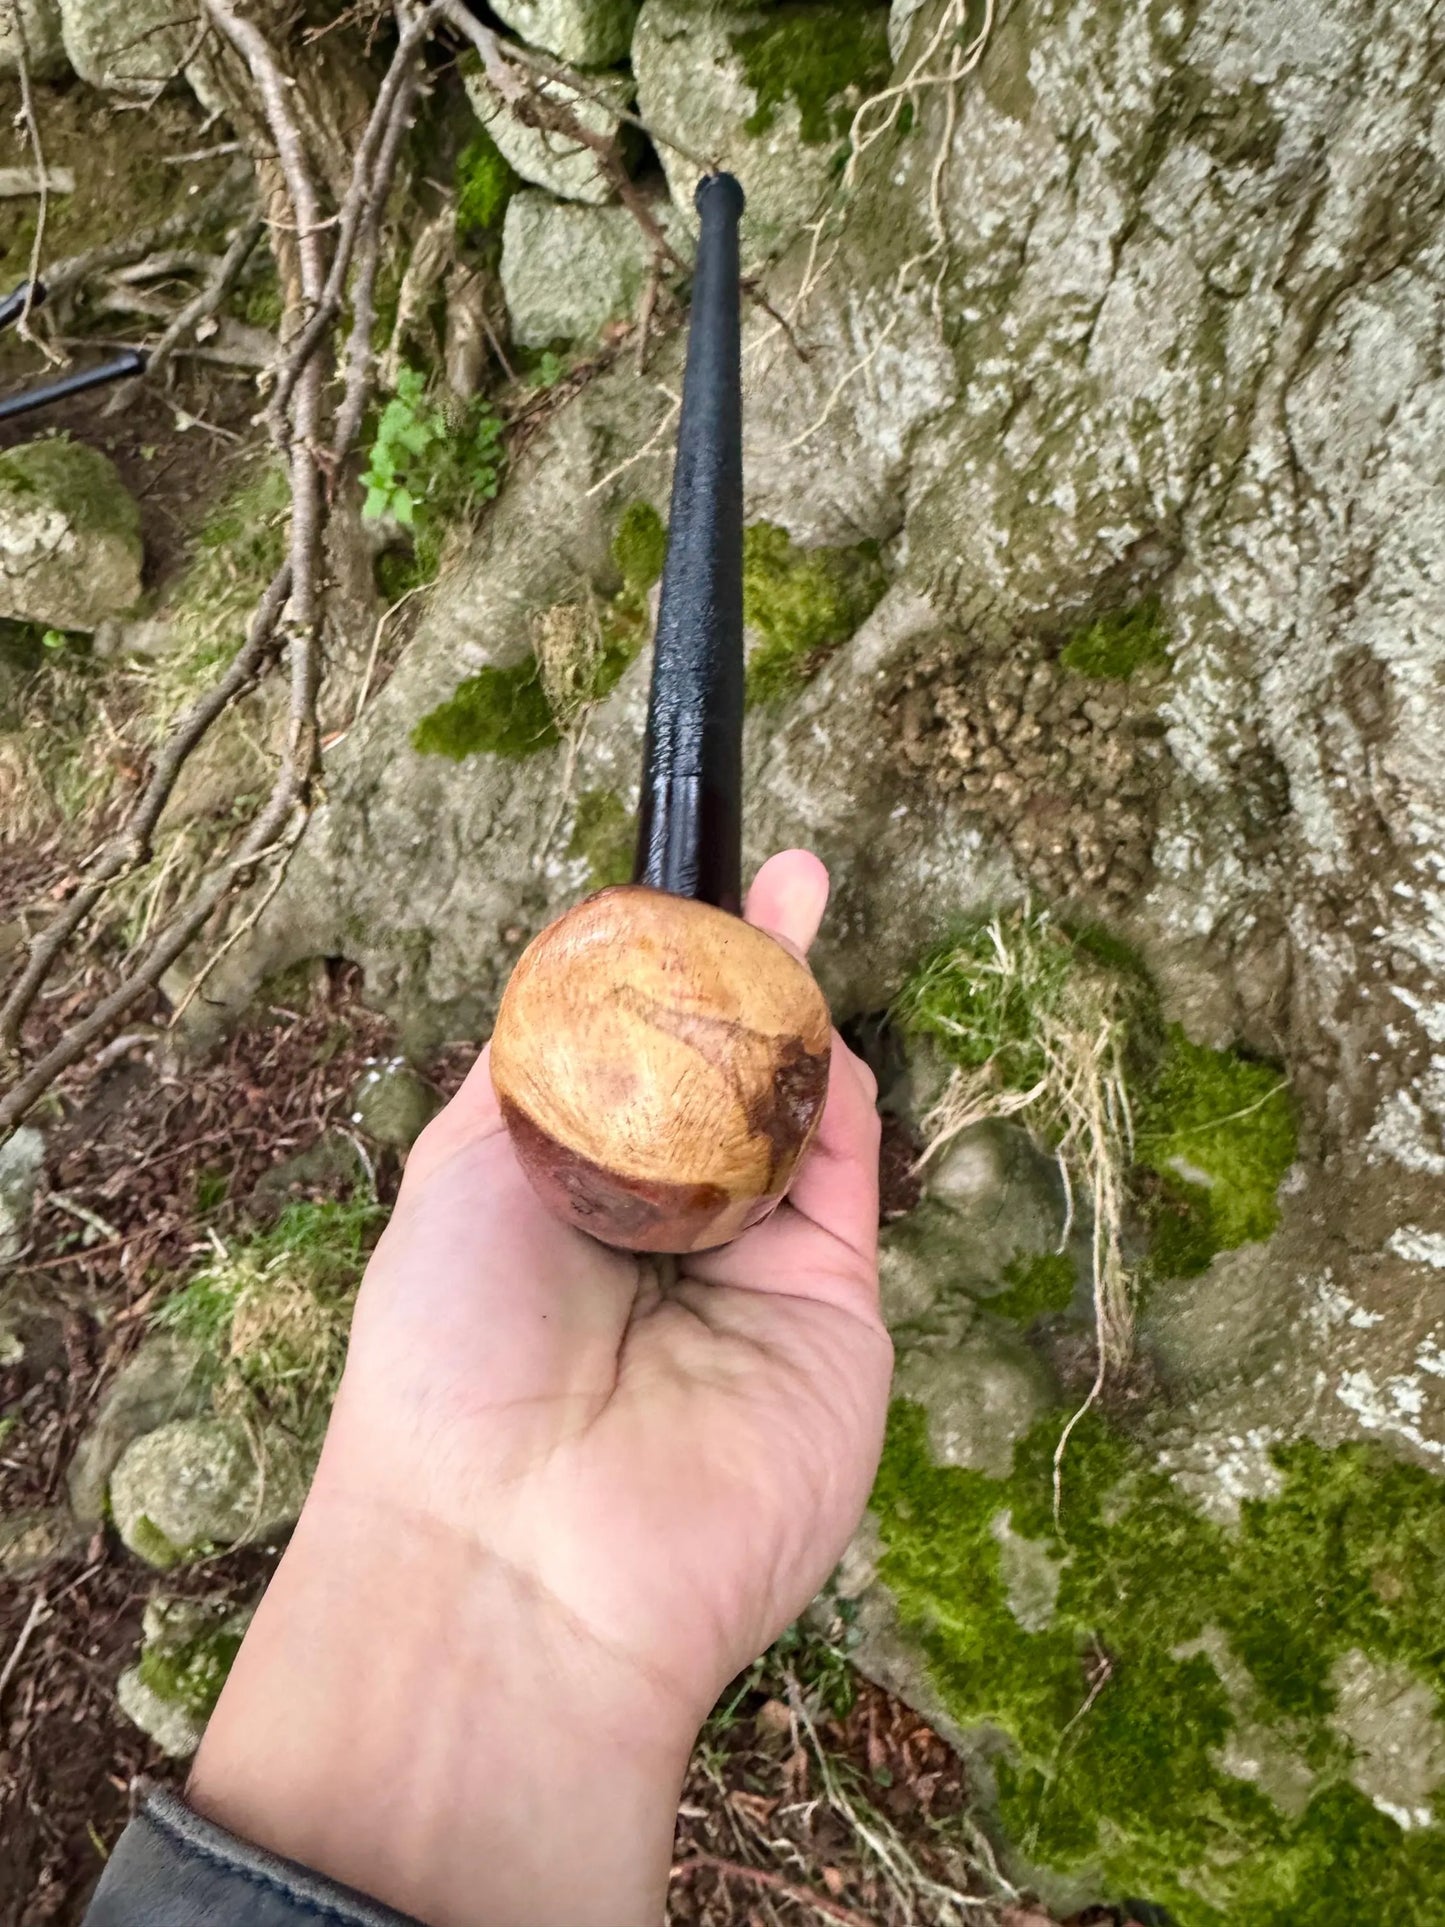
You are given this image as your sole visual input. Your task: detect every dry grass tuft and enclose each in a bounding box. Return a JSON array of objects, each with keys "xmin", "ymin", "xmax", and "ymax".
[
  {"xmin": 897, "ymin": 908, "xmax": 1144, "ymax": 1513},
  {"xmin": 532, "ymin": 597, "xmax": 606, "ymax": 735}
]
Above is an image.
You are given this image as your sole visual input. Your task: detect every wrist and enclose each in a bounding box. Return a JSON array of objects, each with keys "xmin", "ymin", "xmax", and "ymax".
[{"xmin": 189, "ymin": 1485, "xmax": 696, "ymax": 1927}]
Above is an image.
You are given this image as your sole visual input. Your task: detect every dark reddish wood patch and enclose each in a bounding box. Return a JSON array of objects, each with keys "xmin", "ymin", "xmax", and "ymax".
[{"xmin": 500, "ymin": 1097, "xmax": 733, "ymax": 1252}]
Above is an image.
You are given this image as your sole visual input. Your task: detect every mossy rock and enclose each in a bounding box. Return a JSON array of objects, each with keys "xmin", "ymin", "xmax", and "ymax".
[
  {"xmin": 633, "ymin": 0, "xmax": 889, "ymax": 261},
  {"xmin": 851, "ymin": 1400, "xmax": 1445, "ymax": 1922},
  {"xmin": 109, "ymin": 1417, "xmax": 313, "ymax": 1568},
  {"xmin": 1136, "ymin": 1025, "xmax": 1297, "ymax": 1280},
  {"xmin": 412, "ymin": 655, "xmax": 560, "ymax": 760},
  {"xmin": 117, "ymin": 1594, "xmax": 254, "ymax": 1758},
  {"xmin": 743, "ymin": 522, "xmax": 887, "ymax": 706},
  {"xmin": 455, "ymin": 124, "xmax": 518, "ymax": 241},
  {"xmin": 731, "ymin": 0, "xmax": 891, "ymax": 145},
  {"xmin": 0, "ymin": 440, "xmax": 143, "ymax": 633}
]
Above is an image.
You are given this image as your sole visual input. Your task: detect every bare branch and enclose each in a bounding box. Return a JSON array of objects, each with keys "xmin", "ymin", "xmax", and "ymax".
[
  {"xmin": 0, "ymin": 564, "xmax": 293, "ymax": 1053},
  {"xmin": 202, "ymin": 0, "xmax": 326, "ymax": 305},
  {"xmin": 106, "ymin": 214, "xmax": 264, "ymax": 402}
]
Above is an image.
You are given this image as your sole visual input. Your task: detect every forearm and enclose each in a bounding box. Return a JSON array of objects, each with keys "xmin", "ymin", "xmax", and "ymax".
[{"xmin": 187, "ymin": 1490, "xmax": 695, "ymax": 1927}]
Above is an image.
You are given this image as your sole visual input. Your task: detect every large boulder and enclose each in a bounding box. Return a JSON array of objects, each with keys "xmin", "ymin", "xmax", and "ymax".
[
  {"xmin": 59, "ymin": 0, "xmax": 191, "ymax": 89},
  {"xmin": 632, "ymin": 0, "xmax": 891, "ymax": 260},
  {"xmin": 109, "ymin": 1417, "xmax": 312, "ymax": 1567},
  {"xmin": 463, "ymin": 61, "xmax": 631, "ymax": 205},
  {"xmin": 0, "ymin": 0, "xmax": 67, "ymax": 78},
  {"xmin": 500, "ymin": 189, "xmax": 683, "ymax": 345},
  {"xmin": 490, "ymin": 0, "xmax": 637, "ymax": 66},
  {"xmin": 0, "ymin": 440, "xmax": 142, "ymax": 633}
]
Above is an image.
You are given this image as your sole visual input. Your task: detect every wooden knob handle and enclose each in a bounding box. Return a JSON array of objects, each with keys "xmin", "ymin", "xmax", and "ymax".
[{"xmin": 490, "ymin": 887, "xmax": 831, "ymax": 1252}]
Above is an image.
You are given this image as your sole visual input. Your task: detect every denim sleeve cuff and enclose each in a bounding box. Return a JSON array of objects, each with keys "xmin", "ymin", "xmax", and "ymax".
[{"xmin": 84, "ymin": 1784, "xmax": 427, "ymax": 1927}]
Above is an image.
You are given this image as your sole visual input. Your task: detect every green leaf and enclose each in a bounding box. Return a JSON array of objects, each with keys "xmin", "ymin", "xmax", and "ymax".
[
  {"xmin": 391, "ymin": 486, "xmax": 415, "ymax": 527},
  {"xmin": 362, "ymin": 486, "xmax": 391, "ymax": 522}
]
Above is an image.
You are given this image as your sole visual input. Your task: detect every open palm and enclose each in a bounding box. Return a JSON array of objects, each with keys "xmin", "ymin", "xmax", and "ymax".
[
  {"xmin": 327, "ymin": 849, "xmax": 892, "ymax": 1722},
  {"xmin": 192, "ymin": 851, "xmax": 892, "ymax": 1927}
]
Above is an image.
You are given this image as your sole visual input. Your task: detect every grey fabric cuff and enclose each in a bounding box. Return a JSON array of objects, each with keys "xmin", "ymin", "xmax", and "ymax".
[{"xmin": 85, "ymin": 1784, "xmax": 426, "ymax": 1927}]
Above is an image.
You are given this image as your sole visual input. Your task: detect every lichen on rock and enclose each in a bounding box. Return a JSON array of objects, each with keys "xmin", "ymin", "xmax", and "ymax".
[
  {"xmin": 489, "ymin": 0, "xmax": 638, "ymax": 67},
  {"xmin": 633, "ymin": 0, "xmax": 881, "ymax": 260},
  {"xmin": 109, "ymin": 1416, "xmax": 312, "ymax": 1568},
  {"xmin": 500, "ymin": 189, "xmax": 689, "ymax": 346},
  {"xmin": 462, "ymin": 60, "xmax": 632, "ymax": 206}
]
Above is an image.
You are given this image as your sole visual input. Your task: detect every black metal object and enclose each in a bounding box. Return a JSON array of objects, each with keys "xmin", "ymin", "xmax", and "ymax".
[
  {"xmin": 633, "ymin": 172, "xmax": 746, "ymax": 915},
  {"xmin": 0, "ymin": 280, "xmax": 147, "ymax": 423},
  {"xmin": 0, "ymin": 281, "xmax": 46, "ymax": 332},
  {"xmin": 0, "ymin": 350, "xmax": 148, "ymax": 423}
]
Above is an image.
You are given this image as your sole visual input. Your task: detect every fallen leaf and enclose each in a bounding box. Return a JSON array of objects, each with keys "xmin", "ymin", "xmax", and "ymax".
[{"xmin": 754, "ymin": 1697, "xmax": 792, "ymax": 1736}]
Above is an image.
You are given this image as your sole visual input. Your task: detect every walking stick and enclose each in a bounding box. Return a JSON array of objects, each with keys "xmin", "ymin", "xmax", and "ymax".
[{"xmin": 490, "ymin": 174, "xmax": 831, "ymax": 1254}]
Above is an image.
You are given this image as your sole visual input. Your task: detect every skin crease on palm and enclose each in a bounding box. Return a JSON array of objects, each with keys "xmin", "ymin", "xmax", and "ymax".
[{"xmin": 187, "ymin": 850, "xmax": 895, "ymax": 1927}]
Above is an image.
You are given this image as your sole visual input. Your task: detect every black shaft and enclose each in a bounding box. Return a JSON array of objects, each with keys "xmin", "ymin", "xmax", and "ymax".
[
  {"xmin": 633, "ymin": 172, "xmax": 746, "ymax": 913},
  {"xmin": 0, "ymin": 281, "xmax": 47, "ymax": 332},
  {"xmin": 0, "ymin": 350, "xmax": 147, "ymax": 424}
]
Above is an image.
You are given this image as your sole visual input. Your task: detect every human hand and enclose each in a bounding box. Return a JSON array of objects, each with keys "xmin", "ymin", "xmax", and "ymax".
[{"xmin": 189, "ymin": 851, "xmax": 893, "ymax": 1927}]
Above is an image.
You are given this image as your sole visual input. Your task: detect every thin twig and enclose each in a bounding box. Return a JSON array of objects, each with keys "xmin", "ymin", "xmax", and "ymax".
[
  {"xmin": 108, "ymin": 214, "xmax": 264, "ymax": 402},
  {"xmin": 0, "ymin": 1595, "xmax": 50, "ymax": 1717},
  {"xmin": 0, "ymin": 565, "xmax": 293, "ymax": 1054},
  {"xmin": 11, "ymin": 29, "xmax": 60, "ymax": 362},
  {"xmin": 670, "ymin": 1854, "xmax": 875, "ymax": 1927}
]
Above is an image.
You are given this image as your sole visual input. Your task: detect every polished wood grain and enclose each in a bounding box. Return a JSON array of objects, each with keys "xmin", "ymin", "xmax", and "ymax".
[{"xmin": 490, "ymin": 886, "xmax": 832, "ymax": 1252}]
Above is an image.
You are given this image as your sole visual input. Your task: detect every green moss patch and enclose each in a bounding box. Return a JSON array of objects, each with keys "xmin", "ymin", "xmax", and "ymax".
[
  {"xmin": 1059, "ymin": 600, "xmax": 1170, "ymax": 680},
  {"xmin": 743, "ymin": 522, "xmax": 887, "ymax": 707},
  {"xmin": 455, "ymin": 124, "xmax": 517, "ymax": 240},
  {"xmin": 412, "ymin": 656, "xmax": 560, "ymax": 760},
  {"xmin": 127, "ymin": 1513, "xmax": 189, "ymax": 1571},
  {"xmin": 1136, "ymin": 1026, "xmax": 1296, "ymax": 1278},
  {"xmin": 138, "ymin": 1623, "xmax": 245, "ymax": 1721},
  {"xmin": 732, "ymin": 1, "xmax": 892, "ymax": 145},
  {"xmin": 895, "ymin": 914, "xmax": 1296, "ymax": 1285},
  {"xmin": 156, "ymin": 1198, "xmax": 383, "ymax": 1440},
  {"xmin": 990, "ymin": 1251, "xmax": 1077, "ymax": 1324},
  {"xmin": 873, "ymin": 1400, "xmax": 1445, "ymax": 1922},
  {"xmin": 613, "ymin": 501, "xmax": 667, "ymax": 594},
  {"xmin": 568, "ymin": 788, "xmax": 636, "ymax": 891}
]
